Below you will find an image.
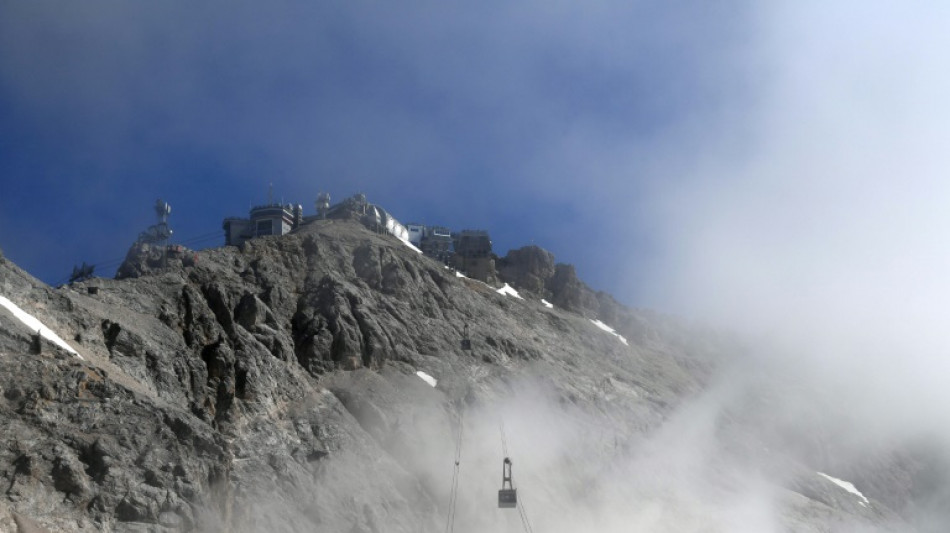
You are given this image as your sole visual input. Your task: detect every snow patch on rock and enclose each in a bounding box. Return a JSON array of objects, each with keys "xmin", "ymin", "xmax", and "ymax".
[
  {"xmin": 415, "ymin": 370, "xmax": 437, "ymax": 387},
  {"xmin": 589, "ymin": 319, "xmax": 628, "ymax": 346},
  {"xmin": 399, "ymin": 238, "xmax": 423, "ymax": 254},
  {"xmin": 541, "ymin": 299, "xmax": 554, "ymax": 309},
  {"xmin": 0, "ymin": 295, "xmax": 82, "ymax": 359},
  {"xmin": 817, "ymin": 472, "xmax": 870, "ymax": 507},
  {"xmin": 496, "ymin": 283, "xmax": 523, "ymax": 299}
]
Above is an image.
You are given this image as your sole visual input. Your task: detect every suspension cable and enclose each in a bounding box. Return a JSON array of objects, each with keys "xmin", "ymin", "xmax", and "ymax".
[
  {"xmin": 177, "ymin": 231, "xmax": 225, "ymax": 246},
  {"xmin": 498, "ymin": 417, "xmax": 534, "ymax": 533},
  {"xmin": 517, "ymin": 495, "xmax": 535, "ymax": 533},
  {"xmin": 499, "ymin": 418, "xmax": 509, "ymax": 458},
  {"xmin": 56, "ymin": 229, "xmax": 226, "ymax": 286}
]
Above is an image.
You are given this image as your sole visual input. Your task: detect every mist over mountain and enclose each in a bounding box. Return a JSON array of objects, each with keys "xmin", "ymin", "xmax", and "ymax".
[{"xmin": 0, "ymin": 204, "xmax": 947, "ymax": 532}]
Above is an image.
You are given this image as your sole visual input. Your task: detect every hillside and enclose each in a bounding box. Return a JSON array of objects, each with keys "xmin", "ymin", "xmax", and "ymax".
[{"xmin": 0, "ymin": 218, "xmax": 941, "ymax": 532}]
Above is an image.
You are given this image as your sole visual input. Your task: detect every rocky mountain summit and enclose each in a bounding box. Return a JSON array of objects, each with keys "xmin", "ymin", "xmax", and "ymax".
[{"xmin": 0, "ymin": 217, "xmax": 946, "ymax": 532}]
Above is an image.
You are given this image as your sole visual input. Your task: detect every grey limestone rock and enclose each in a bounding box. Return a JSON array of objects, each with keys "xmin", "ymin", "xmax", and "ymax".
[{"xmin": 0, "ymin": 217, "xmax": 944, "ymax": 532}]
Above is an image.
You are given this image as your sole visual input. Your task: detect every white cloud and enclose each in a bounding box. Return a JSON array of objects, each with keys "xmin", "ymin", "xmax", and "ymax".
[{"xmin": 636, "ymin": 2, "xmax": 950, "ymax": 443}]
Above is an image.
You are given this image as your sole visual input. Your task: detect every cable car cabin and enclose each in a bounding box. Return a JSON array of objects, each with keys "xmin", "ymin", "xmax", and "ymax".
[
  {"xmin": 498, "ymin": 457, "xmax": 517, "ymax": 508},
  {"xmin": 498, "ymin": 488, "xmax": 517, "ymax": 508},
  {"xmin": 461, "ymin": 324, "xmax": 472, "ymax": 351}
]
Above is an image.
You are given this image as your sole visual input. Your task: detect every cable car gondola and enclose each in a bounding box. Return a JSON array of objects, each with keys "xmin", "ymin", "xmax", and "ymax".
[
  {"xmin": 498, "ymin": 457, "xmax": 517, "ymax": 508},
  {"xmin": 461, "ymin": 324, "xmax": 472, "ymax": 351}
]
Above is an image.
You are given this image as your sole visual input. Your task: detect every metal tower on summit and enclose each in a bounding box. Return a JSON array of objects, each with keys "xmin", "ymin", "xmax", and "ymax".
[
  {"xmin": 137, "ymin": 199, "xmax": 173, "ymax": 247},
  {"xmin": 316, "ymin": 192, "xmax": 331, "ymax": 219}
]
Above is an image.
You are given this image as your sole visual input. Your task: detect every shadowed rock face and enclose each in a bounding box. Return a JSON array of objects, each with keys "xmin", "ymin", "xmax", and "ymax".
[
  {"xmin": 0, "ymin": 219, "xmax": 945, "ymax": 532},
  {"xmin": 495, "ymin": 245, "xmax": 640, "ymax": 326},
  {"xmin": 496, "ymin": 246, "xmax": 555, "ymax": 298}
]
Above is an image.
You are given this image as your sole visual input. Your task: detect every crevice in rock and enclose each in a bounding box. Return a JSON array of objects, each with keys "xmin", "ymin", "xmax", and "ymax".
[
  {"xmin": 200, "ymin": 339, "xmax": 225, "ymax": 378},
  {"xmin": 79, "ymin": 440, "xmax": 111, "ymax": 484},
  {"xmin": 234, "ymin": 363, "xmax": 249, "ymax": 400},
  {"xmin": 179, "ymin": 286, "xmax": 196, "ymax": 347},
  {"xmin": 346, "ymin": 293, "xmax": 375, "ymax": 368},
  {"xmin": 101, "ymin": 320, "xmax": 121, "ymax": 353},
  {"xmin": 200, "ymin": 283, "xmax": 235, "ymax": 337}
]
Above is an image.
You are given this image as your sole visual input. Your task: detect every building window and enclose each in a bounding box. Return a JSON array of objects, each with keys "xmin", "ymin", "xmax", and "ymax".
[{"xmin": 256, "ymin": 219, "xmax": 273, "ymax": 236}]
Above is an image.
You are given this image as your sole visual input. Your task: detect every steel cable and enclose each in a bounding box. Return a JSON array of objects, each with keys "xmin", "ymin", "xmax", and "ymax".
[{"xmin": 445, "ymin": 407, "xmax": 464, "ymax": 533}]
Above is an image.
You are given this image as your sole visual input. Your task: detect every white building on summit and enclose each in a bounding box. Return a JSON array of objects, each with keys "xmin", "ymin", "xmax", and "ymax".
[
  {"xmin": 407, "ymin": 223, "xmax": 453, "ymax": 263},
  {"xmin": 220, "ymin": 191, "xmax": 495, "ymax": 281},
  {"xmin": 223, "ymin": 203, "xmax": 304, "ymax": 247},
  {"xmin": 221, "ymin": 192, "xmax": 409, "ymax": 247}
]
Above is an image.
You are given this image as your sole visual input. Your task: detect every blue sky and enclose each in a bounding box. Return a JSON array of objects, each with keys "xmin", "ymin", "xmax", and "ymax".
[
  {"xmin": 4, "ymin": 1, "xmax": 949, "ymax": 333},
  {"xmin": 0, "ymin": 1, "xmax": 754, "ymax": 303}
]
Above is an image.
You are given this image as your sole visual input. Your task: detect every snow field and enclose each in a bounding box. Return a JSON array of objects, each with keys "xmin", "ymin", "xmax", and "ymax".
[
  {"xmin": 415, "ymin": 370, "xmax": 437, "ymax": 387},
  {"xmin": 0, "ymin": 295, "xmax": 83, "ymax": 359},
  {"xmin": 398, "ymin": 238, "xmax": 423, "ymax": 254},
  {"xmin": 589, "ymin": 318, "xmax": 629, "ymax": 346},
  {"xmin": 495, "ymin": 283, "xmax": 523, "ymax": 299},
  {"xmin": 817, "ymin": 472, "xmax": 870, "ymax": 507}
]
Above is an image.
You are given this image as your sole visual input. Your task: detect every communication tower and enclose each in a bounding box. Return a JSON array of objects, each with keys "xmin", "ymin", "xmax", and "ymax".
[
  {"xmin": 137, "ymin": 199, "xmax": 173, "ymax": 246},
  {"xmin": 317, "ymin": 192, "xmax": 331, "ymax": 219}
]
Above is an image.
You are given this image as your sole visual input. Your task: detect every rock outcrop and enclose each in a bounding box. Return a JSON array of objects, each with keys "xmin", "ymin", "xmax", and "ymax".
[
  {"xmin": 116, "ymin": 243, "xmax": 196, "ymax": 280},
  {"xmin": 496, "ymin": 245, "xmax": 650, "ymax": 332},
  {"xmin": 496, "ymin": 246, "xmax": 555, "ymax": 297}
]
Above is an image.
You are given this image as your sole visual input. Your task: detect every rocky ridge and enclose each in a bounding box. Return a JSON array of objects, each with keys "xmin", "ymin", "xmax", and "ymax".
[{"xmin": 0, "ymin": 217, "xmax": 943, "ymax": 532}]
